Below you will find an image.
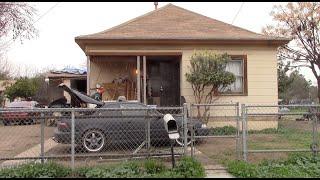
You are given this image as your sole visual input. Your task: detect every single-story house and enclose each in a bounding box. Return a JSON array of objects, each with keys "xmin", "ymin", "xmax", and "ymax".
[{"xmin": 74, "ymin": 3, "xmax": 290, "ymax": 129}]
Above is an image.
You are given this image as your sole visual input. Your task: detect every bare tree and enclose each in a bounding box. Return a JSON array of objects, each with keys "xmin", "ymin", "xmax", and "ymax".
[
  {"xmin": 0, "ymin": 2, "xmax": 38, "ymax": 80},
  {"xmin": 263, "ymin": 2, "xmax": 320, "ymax": 102},
  {"xmin": 0, "ymin": 2, "xmax": 38, "ymax": 43}
]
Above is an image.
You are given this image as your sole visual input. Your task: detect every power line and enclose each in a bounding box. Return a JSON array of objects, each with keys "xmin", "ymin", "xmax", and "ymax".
[
  {"xmin": 231, "ymin": 2, "xmax": 245, "ymax": 25},
  {"xmin": 3, "ymin": 2, "xmax": 61, "ymax": 49}
]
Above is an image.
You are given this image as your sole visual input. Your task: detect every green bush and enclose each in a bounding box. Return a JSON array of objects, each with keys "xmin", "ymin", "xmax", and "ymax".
[
  {"xmin": 227, "ymin": 154, "xmax": 320, "ymax": 178},
  {"xmin": 209, "ymin": 126, "xmax": 237, "ymax": 135},
  {"xmin": 174, "ymin": 156, "xmax": 205, "ymax": 178},
  {"xmin": 0, "ymin": 162, "xmax": 71, "ymax": 178},
  {"xmin": 79, "ymin": 161, "xmax": 142, "ymax": 178},
  {"xmin": 144, "ymin": 159, "xmax": 166, "ymax": 174},
  {"xmin": 0, "ymin": 157, "xmax": 206, "ymax": 178}
]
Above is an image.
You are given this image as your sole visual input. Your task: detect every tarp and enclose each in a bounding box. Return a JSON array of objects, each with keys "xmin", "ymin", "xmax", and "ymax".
[{"xmin": 51, "ymin": 66, "xmax": 87, "ymax": 75}]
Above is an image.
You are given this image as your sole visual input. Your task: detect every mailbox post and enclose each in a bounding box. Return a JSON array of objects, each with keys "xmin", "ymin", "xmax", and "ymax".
[{"xmin": 163, "ymin": 114, "xmax": 180, "ymax": 168}]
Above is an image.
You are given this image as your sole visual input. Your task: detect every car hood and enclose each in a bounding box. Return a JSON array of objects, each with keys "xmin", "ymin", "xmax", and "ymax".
[{"xmin": 58, "ymin": 83, "xmax": 104, "ymax": 106}]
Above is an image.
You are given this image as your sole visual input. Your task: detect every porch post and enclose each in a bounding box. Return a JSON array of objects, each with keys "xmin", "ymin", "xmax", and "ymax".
[
  {"xmin": 143, "ymin": 56, "xmax": 147, "ymax": 105},
  {"xmin": 86, "ymin": 55, "xmax": 90, "ymax": 95},
  {"xmin": 137, "ymin": 56, "xmax": 141, "ymax": 102}
]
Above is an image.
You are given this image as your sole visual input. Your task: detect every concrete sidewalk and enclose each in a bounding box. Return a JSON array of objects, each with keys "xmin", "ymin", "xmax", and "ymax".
[
  {"xmin": 189, "ymin": 147, "xmax": 234, "ymax": 178},
  {"xmin": 1, "ymin": 138, "xmax": 58, "ymax": 168}
]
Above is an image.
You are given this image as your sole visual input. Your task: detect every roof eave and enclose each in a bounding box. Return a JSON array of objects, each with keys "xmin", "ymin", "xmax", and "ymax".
[{"xmin": 75, "ymin": 38, "xmax": 291, "ymax": 52}]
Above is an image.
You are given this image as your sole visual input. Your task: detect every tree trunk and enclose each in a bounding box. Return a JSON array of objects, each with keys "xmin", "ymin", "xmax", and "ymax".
[{"xmin": 317, "ymin": 78, "xmax": 320, "ymax": 104}]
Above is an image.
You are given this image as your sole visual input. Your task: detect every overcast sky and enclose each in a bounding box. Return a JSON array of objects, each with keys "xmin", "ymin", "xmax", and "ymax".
[{"xmin": 4, "ymin": 2, "xmax": 317, "ymax": 85}]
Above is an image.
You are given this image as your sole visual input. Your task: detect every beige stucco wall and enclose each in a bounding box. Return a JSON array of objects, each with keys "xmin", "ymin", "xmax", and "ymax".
[{"xmin": 85, "ymin": 43, "xmax": 279, "ymax": 130}]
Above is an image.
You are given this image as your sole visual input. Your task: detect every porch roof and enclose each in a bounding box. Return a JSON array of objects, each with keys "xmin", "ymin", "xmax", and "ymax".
[{"xmin": 75, "ymin": 3, "xmax": 291, "ymax": 48}]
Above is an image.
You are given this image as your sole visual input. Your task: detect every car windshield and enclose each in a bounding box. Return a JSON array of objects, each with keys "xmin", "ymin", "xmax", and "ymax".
[{"xmin": 7, "ymin": 101, "xmax": 33, "ymax": 108}]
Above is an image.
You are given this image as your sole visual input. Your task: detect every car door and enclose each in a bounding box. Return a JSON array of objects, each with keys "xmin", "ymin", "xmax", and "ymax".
[
  {"xmin": 148, "ymin": 109, "xmax": 168, "ymax": 145},
  {"xmin": 120, "ymin": 103, "xmax": 148, "ymax": 147},
  {"xmin": 79, "ymin": 103, "xmax": 123, "ymax": 144}
]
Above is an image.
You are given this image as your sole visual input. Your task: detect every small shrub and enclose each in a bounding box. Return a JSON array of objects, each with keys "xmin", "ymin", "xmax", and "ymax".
[
  {"xmin": 81, "ymin": 161, "xmax": 142, "ymax": 178},
  {"xmin": 144, "ymin": 159, "xmax": 166, "ymax": 174},
  {"xmin": 0, "ymin": 162, "xmax": 71, "ymax": 178},
  {"xmin": 75, "ymin": 166, "xmax": 92, "ymax": 177},
  {"xmin": 209, "ymin": 126, "xmax": 237, "ymax": 135},
  {"xmin": 227, "ymin": 160, "xmax": 258, "ymax": 178},
  {"xmin": 174, "ymin": 156, "xmax": 205, "ymax": 178}
]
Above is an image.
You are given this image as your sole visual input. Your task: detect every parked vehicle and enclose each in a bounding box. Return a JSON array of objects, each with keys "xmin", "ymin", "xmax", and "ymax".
[
  {"xmin": 2, "ymin": 101, "xmax": 40, "ymax": 126},
  {"xmin": 53, "ymin": 84, "xmax": 207, "ymax": 152}
]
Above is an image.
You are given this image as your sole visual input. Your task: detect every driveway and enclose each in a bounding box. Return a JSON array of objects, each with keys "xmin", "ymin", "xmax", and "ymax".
[{"xmin": 0, "ymin": 124, "xmax": 55, "ymax": 160}]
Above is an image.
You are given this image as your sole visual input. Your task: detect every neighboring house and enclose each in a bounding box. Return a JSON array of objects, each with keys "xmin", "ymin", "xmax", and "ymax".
[
  {"xmin": 74, "ymin": 4, "xmax": 290, "ymax": 129},
  {"xmin": 46, "ymin": 68, "xmax": 87, "ymax": 106}
]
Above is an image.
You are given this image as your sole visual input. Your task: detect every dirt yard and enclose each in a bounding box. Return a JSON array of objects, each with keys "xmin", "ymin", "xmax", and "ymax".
[{"xmin": 0, "ymin": 124, "xmax": 55, "ymax": 160}]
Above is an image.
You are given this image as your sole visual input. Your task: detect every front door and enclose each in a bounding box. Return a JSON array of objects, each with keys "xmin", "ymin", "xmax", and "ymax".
[{"xmin": 147, "ymin": 56, "xmax": 180, "ymax": 106}]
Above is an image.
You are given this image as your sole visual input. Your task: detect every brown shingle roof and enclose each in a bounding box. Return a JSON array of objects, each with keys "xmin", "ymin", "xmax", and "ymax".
[{"xmin": 75, "ymin": 3, "xmax": 290, "ymax": 42}]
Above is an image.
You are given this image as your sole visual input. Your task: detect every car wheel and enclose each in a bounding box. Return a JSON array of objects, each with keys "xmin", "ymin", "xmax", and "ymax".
[
  {"xmin": 175, "ymin": 129, "xmax": 192, "ymax": 146},
  {"xmin": 82, "ymin": 129, "xmax": 106, "ymax": 153}
]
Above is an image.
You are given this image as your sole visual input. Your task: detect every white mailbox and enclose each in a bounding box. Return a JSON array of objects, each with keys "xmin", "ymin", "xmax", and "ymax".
[{"xmin": 163, "ymin": 114, "xmax": 180, "ymax": 140}]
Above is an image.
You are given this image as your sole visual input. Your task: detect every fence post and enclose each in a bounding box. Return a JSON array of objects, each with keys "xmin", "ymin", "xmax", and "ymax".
[
  {"xmin": 236, "ymin": 102, "xmax": 240, "ymax": 160},
  {"xmin": 71, "ymin": 109, "xmax": 75, "ymax": 171},
  {"xmin": 183, "ymin": 103, "xmax": 188, "ymax": 156},
  {"xmin": 241, "ymin": 104, "xmax": 247, "ymax": 162},
  {"xmin": 312, "ymin": 109, "xmax": 318, "ymax": 157},
  {"xmin": 40, "ymin": 112, "xmax": 45, "ymax": 164},
  {"xmin": 190, "ymin": 104, "xmax": 194, "ymax": 158},
  {"xmin": 147, "ymin": 109, "xmax": 151, "ymax": 156}
]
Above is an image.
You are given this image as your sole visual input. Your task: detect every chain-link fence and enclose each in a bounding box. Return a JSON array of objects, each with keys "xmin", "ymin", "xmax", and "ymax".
[
  {"xmin": 0, "ymin": 103, "xmax": 190, "ymax": 170},
  {"xmin": 242, "ymin": 104, "xmax": 320, "ymax": 163},
  {"xmin": 2, "ymin": 102, "xmax": 318, "ymax": 169},
  {"xmin": 189, "ymin": 103, "xmax": 241, "ymax": 162}
]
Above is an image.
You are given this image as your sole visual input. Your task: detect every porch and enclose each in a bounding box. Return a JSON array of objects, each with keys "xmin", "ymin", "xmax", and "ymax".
[{"xmin": 87, "ymin": 55, "xmax": 182, "ymax": 106}]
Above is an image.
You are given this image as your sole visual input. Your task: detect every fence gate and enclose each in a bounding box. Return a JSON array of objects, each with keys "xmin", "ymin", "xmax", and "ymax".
[
  {"xmin": 189, "ymin": 103, "xmax": 241, "ymax": 162},
  {"xmin": 242, "ymin": 104, "xmax": 320, "ymax": 163}
]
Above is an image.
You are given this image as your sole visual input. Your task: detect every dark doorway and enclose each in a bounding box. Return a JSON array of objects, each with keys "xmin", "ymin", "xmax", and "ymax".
[
  {"xmin": 146, "ymin": 56, "xmax": 180, "ymax": 106},
  {"xmin": 70, "ymin": 79, "xmax": 87, "ymax": 107}
]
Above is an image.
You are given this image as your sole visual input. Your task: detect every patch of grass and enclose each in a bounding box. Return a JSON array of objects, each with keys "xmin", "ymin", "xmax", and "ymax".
[
  {"xmin": 249, "ymin": 128, "xmax": 284, "ymax": 134},
  {"xmin": 227, "ymin": 153, "xmax": 320, "ymax": 178}
]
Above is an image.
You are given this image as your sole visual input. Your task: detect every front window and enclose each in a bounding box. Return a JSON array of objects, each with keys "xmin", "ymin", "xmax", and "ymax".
[{"xmin": 220, "ymin": 56, "xmax": 247, "ymax": 95}]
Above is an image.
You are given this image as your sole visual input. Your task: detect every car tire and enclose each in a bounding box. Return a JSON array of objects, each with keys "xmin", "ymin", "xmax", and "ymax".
[
  {"xmin": 82, "ymin": 129, "xmax": 106, "ymax": 153},
  {"xmin": 175, "ymin": 129, "xmax": 192, "ymax": 147}
]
